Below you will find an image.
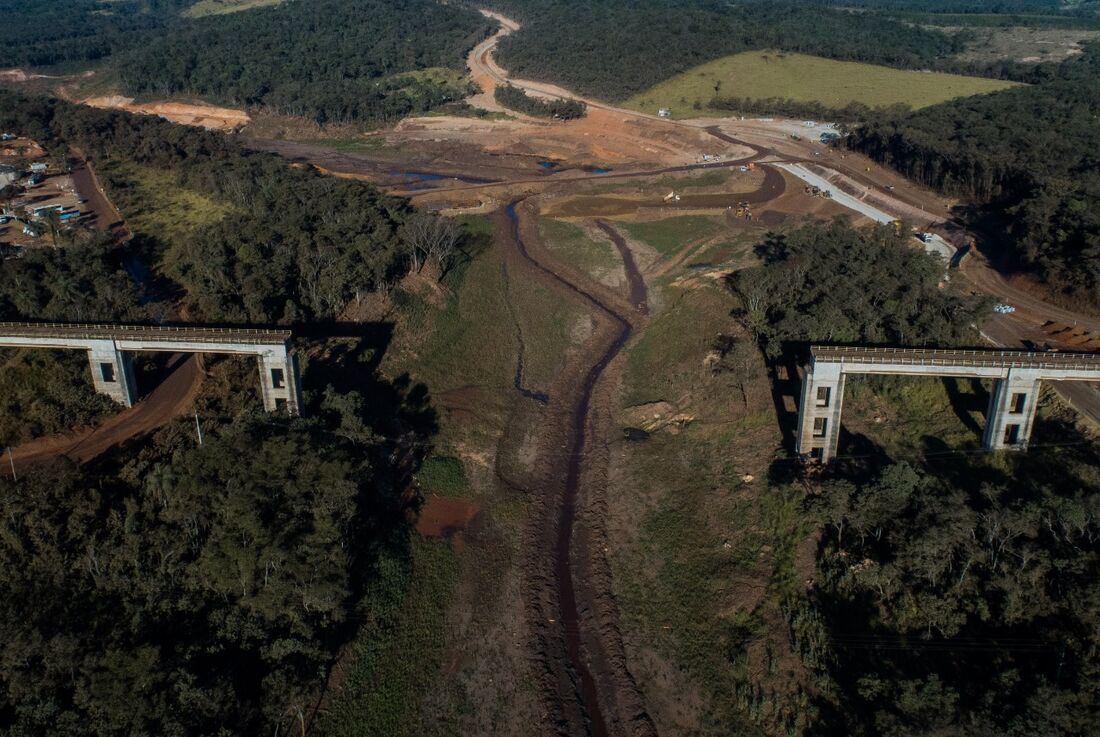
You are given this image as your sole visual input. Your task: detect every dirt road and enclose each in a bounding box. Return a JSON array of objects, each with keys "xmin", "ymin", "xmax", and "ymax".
[
  {"xmin": 963, "ymin": 250, "xmax": 1100, "ymax": 335},
  {"xmin": 6, "ymin": 354, "xmax": 202, "ymax": 473},
  {"xmin": 70, "ymin": 156, "xmax": 130, "ymax": 239}
]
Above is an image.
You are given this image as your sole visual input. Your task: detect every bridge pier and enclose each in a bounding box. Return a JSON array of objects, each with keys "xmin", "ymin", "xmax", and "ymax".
[
  {"xmin": 257, "ymin": 348, "xmax": 303, "ymax": 415},
  {"xmin": 87, "ymin": 339, "xmax": 137, "ymax": 407},
  {"xmin": 0, "ymin": 323, "xmax": 307, "ymax": 416},
  {"xmin": 796, "ymin": 361, "xmax": 845, "ymax": 462},
  {"xmin": 791, "ymin": 346, "xmax": 1100, "ymax": 463},
  {"xmin": 982, "ymin": 369, "xmax": 1041, "ymax": 451}
]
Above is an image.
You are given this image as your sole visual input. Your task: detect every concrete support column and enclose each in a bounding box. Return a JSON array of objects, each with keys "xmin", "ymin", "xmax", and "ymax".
[
  {"xmin": 796, "ymin": 361, "xmax": 846, "ymax": 462},
  {"xmin": 982, "ymin": 369, "xmax": 1042, "ymax": 451},
  {"xmin": 87, "ymin": 339, "xmax": 136, "ymax": 407},
  {"xmin": 257, "ymin": 347, "xmax": 302, "ymax": 415}
]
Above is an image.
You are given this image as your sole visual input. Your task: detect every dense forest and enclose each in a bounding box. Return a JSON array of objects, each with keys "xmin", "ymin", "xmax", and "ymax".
[
  {"xmin": 0, "ymin": 0, "xmax": 490, "ymax": 126},
  {"xmin": 847, "ymin": 44, "xmax": 1100, "ymax": 300},
  {"xmin": 729, "ymin": 220, "xmax": 987, "ymax": 356},
  {"xmin": 0, "ymin": 91, "xmax": 441, "ymax": 734},
  {"xmin": 796, "ymin": 451, "xmax": 1100, "ymax": 735},
  {"xmin": 724, "ymin": 219, "xmax": 1098, "ymax": 735},
  {"xmin": 0, "ymin": 90, "xmax": 429, "ymax": 323},
  {"xmin": 119, "ymin": 0, "xmax": 491, "ymax": 125},
  {"xmin": 0, "ymin": 383, "xmax": 432, "ymax": 735},
  {"xmin": 0, "ymin": 0, "xmax": 190, "ymax": 68},
  {"xmin": 488, "ymin": 0, "xmax": 966, "ymax": 101},
  {"xmin": 493, "ymin": 85, "xmax": 587, "ymax": 119}
]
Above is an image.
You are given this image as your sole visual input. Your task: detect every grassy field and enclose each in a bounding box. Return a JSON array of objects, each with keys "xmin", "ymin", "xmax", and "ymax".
[
  {"xmin": 621, "ymin": 216, "xmax": 724, "ymax": 256},
  {"xmin": 611, "ymin": 274, "xmax": 816, "ymax": 736},
  {"xmin": 103, "ymin": 162, "xmax": 236, "ymax": 245},
  {"xmin": 314, "ymin": 538, "xmax": 459, "ymax": 737},
  {"xmin": 538, "ymin": 218, "xmax": 620, "ymax": 281},
  {"xmin": 625, "ymin": 51, "xmax": 1020, "ymax": 116},
  {"xmin": 183, "ymin": 0, "xmax": 283, "ymax": 18},
  {"xmin": 842, "ymin": 375, "xmax": 989, "ymax": 459},
  {"xmin": 317, "ymin": 214, "xmax": 587, "ymax": 736}
]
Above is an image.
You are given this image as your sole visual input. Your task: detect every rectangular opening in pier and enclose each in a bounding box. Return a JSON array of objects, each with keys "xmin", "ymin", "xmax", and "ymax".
[
  {"xmin": 275, "ymin": 398, "xmax": 288, "ymax": 412},
  {"xmin": 1010, "ymin": 392, "xmax": 1027, "ymax": 414},
  {"xmin": 815, "ymin": 386, "xmax": 831, "ymax": 407},
  {"xmin": 271, "ymin": 367, "xmax": 285, "ymax": 389},
  {"xmin": 100, "ymin": 363, "xmax": 115, "ymax": 382},
  {"xmin": 1004, "ymin": 423, "xmax": 1021, "ymax": 445},
  {"xmin": 813, "ymin": 417, "xmax": 827, "ymax": 438}
]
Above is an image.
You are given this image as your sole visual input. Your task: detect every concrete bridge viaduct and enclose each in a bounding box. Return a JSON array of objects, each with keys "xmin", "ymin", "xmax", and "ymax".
[
  {"xmin": 0, "ymin": 322, "xmax": 303, "ymax": 414},
  {"xmin": 797, "ymin": 345, "xmax": 1100, "ymax": 462}
]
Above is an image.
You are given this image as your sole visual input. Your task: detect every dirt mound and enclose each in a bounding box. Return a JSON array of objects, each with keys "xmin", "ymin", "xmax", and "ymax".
[{"xmin": 621, "ymin": 401, "xmax": 695, "ymax": 433}]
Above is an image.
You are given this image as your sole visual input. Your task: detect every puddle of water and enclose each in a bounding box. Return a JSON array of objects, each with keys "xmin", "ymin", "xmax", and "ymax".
[
  {"xmin": 387, "ymin": 169, "xmax": 499, "ymax": 186},
  {"xmin": 388, "ymin": 169, "xmax": 446, "ymax": 182},
  {"xmin": 686, "ymin": 262, "xmax": 713, "ymax": 270},
  {"xmin": 622, "ymin": 427, "xmax": 650, "ymax": 441},
  {"xmin": 538, "ymin": 160, "xmax": 559, "ymax": 170},
  {"xmin": 583, "ymin": 166, "xmax": 612, "ymax": 174}
]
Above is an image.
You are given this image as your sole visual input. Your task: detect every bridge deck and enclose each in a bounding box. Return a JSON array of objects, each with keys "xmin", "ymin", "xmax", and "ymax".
[
  {"xmin": 0, "ymin": 322, "xmax": 291, "ymax": 345},
  {"xmin": 812, "ymin": 345, "xmax": 1100, "ymax": 372}
]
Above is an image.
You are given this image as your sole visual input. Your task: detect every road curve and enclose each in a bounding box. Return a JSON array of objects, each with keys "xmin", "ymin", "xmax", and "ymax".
[{"xmin": 6, "ymin": 354, "xmax": 203, "ymax": 473}]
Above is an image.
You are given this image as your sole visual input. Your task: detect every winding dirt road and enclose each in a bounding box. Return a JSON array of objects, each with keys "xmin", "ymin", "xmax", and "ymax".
[{"xmin": 6, "ymin": 354, "xmax": 203, "ymax": 474}]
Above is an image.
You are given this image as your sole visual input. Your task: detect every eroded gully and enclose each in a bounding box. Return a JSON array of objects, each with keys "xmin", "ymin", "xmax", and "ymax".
[{"xmin": 503, "ymin": 201, "xmax": 653, "ymax": 737}]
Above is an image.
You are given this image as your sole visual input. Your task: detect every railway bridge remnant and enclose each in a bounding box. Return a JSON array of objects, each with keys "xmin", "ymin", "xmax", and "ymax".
[
  {"xmin": 0, "ymin": 322, "xmax": 302, "ymax": 414},
  {"xmin": 797, "ymin": 345, "xmax": 1100, "ymax": 462}
]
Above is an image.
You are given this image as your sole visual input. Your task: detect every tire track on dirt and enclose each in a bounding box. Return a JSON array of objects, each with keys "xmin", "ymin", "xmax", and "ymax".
[{"xmin": 499, "ymin": 200, "xmax": 656, "ymax": 737}]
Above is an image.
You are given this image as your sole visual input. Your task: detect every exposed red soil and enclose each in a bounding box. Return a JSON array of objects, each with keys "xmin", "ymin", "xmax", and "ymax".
[
  {"xmin": 5, "ymin": 355, "xmax": 203, "ymax": 473},
  {"xmin": 415, "ymin": 495, "xmax": 481, "ymax": 545},
  {"xmin": 82, "ymin": 96, "xmax": 250, "ymax": 131},
  {"xmin": 70, "ymin": 155, "xmax": 130, "ymax": 238}
]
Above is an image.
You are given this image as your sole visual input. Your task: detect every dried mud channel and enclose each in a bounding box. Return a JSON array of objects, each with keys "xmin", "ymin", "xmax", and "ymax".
[{"xmin": 500, "ymin": 201, "xmax": 655, "ymax": 737}]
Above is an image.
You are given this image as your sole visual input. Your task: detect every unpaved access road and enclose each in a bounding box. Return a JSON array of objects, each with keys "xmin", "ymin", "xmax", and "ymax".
[
  {"xmin": 6, "ymin": 354, "xmax": 203, "ymax": 473},
  {"xmin": 70, "ymin": 155, "xmax": 130, "ymax": 239}
]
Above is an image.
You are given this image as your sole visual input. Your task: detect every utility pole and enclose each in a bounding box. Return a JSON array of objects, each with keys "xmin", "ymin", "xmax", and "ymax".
[
  {"xmin": 7, "ymin": 447, "xmax": 15, "ymax": 481},
  {"xmin": 194, "ymin": 412, "xmax": 204, "ymax": 446}
]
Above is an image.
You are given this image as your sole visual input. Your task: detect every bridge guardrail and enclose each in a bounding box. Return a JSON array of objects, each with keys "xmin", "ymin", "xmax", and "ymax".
[
  {"xmin": 812, "ymin": 345, "xmax": 1100, "ymax": 372},
  {"xmin": 0, "ymin": 322, "xmax": 291, "ymax": 345}
]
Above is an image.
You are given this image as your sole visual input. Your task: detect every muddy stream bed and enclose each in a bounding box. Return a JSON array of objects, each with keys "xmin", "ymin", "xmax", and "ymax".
[{"xmin": 504, "ymin": 201, "xmax": 654, "ymax": 737}]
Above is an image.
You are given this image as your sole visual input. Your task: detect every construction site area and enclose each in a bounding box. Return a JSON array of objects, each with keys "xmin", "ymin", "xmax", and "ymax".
[{"xmin": 0, "ymin": 136, "xmax": 102, "ymax": 249}]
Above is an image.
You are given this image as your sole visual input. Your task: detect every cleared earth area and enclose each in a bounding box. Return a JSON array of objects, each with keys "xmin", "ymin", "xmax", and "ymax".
[
  {"xmin": 625, "ymin": 50, "xmax": 1020, "ymax": 116},
  {"xmin": 183, "ymin": 0, "xmax": 284, "ymax": 17}
]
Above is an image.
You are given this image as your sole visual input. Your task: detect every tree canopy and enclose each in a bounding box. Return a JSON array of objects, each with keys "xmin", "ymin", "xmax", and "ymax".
[
  {"xmin": 0, "ymin": 90, "xmax": 422, "ymax": 324},
  {"xmin": 795, "ymin": 455, "xmax": 1100, "ymax": 736},
  {"xmin": 847, "ymin": 43, "xmax": 1100, "ymax": 300},
  {"xmin": 729, "ymin": 220, "xmax": 986, "ymax": 355},
  {"xmin": 119, "ymin": 0, "xmax": 491, "ymax": 126},
  {"xmin": 489, "ymin": 0, "xmax": 965, "ymax": 102},
  {"xmin": 0, "ymin": 392, "xmax": 422, "ymax": 735}
]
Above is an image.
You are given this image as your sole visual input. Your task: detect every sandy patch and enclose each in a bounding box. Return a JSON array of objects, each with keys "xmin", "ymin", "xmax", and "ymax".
[{"xmin": 82, "ymin": 96, "xmax": 251, "ymax": 131}]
